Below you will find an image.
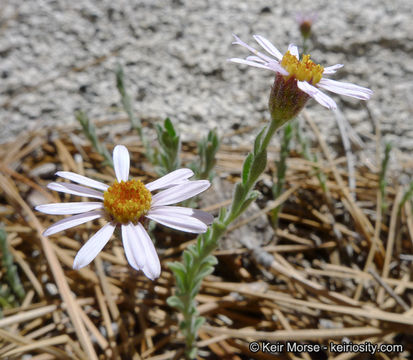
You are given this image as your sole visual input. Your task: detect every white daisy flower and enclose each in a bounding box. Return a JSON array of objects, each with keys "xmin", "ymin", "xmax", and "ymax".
[
  {"xmin": 228, "ymin": 34, "xmax": 373, "ymax": 111},
  {"xmin": 36, "ymin": 145, "xmax": 213, "ymax": 280}
]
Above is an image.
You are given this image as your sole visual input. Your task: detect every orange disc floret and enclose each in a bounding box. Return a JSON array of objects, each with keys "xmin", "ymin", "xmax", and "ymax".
[
  {"xmin": 103, "ymin": 179, "xmax": 152, "ymax": 224},
  {"xmin": 281, "ymin": 51, "xmax": 324, "ymax": 84}
]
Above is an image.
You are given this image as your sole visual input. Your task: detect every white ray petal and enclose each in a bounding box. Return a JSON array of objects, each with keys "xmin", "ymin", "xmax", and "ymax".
[
  {"xmin": 297, "ymin": 81, "xmax": 337, "ymax": 109},
  {"xmin": 318, "ymin": 78, "xmax": 373, "ymax": 100},
  {"xmin": 47, "ymin": 182, "xmax": 104, "ymax": 200},
  {"xmin": 287, "ymin": 44, "xmax": 299, "ymax": 59},
  {"xmin": 227, "ymin": 58, "xmax": 275, "ymax": 71},
  {"xmin": 146, "ymin": 211, "xmax": 208, "ymax": 233},
  {"xmin": 266, "ymin": 62, "xmax": 289, "ymax": 76},
  {"xmin": 323, "ymin": 64, "xmax": 344, "ymax": 74},
  {"xmin": 253, "ymin": 35, "xmax": 283, "ymax": 60},
  {"xmin": 135, "ymin": 223, "xmax": 160, "ymax": 280},
  {"xmin": 56, "ymin": 171, "xmax": 109, "ymax": 191},
  {"xmin": 113, "ymin": 145, "xmax": 130, "ymax": 182},
  {"xmin": 149, "ymin": 205, "xmax": 213, "ymax": 225},
  {"xmin": 121, "ymin": 223, "xmax": 145, "ymax": 270},
  {"xmin": 231, "ymin": 34, "xmax": 276, "ymax": 64},
  {"xmin": 151, "ymin": 180, "xmax": 210, "ymax": 207},
  {"xmin": 35, "ymin": 202, "xmax": 103, "ymax": 215},
  {"xmin": 43, "ymin": 210, "xmax": 104, "ymax": 236},
  {"xmin": 246, "ymin": 55, "xmax": 266, "ymax": 64},
  {"xmin": 191, "ymin": 209, "xmax": 214, "ymax": 225},
  {"xmin": 73, "ymin": 222, "xmax": 116, "ymax": 269},
  {"xmin": 145, "ymin": 168, "xmax": 194, "ymax": 191}
]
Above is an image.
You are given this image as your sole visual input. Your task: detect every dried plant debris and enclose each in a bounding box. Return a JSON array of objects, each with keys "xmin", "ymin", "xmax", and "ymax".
[{"xmin": 0, "ymin": 118, "xmax": 412, "ymax": 359}]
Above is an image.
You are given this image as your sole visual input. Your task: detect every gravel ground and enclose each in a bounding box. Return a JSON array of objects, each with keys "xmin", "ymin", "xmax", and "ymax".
[{"xmin": 1, "ymin": 0, "xmax": 412, "ymax": 156}]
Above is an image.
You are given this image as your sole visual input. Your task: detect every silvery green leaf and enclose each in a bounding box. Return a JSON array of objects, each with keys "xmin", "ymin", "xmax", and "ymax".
[
  {"xmin": 167, "ymin": 295, "xmax": 185, "ymax": 310},
  {"xmin": 204, "ymin": 255, "xmax": 218, "ymax": 266},
  {"xmin": 194, "ymin": 265, "xmax": 214, "ymax": 283},
  {"xmin": 248, "ymin": 150, "xmax": 267, "ymax": 185},
  {"xmin": 194, "ymin": 316, "xmax": 206, "ymax": 333},
  {"xmin": 236, "ymin": 190, "xmax": 260, "ymax": 217},
  {"xmin": 183, "ymin": 251, "xmax": 193, "ymax": 268},
  {"xmin": 242, "ymin": 153, "xmax": 253, "ymax": 185},
  {"xmin": 254, "ymin": 126, "xmax": 266, "ymax": 155}
]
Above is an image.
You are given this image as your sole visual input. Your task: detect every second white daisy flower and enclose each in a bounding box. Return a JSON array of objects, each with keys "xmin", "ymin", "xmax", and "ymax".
[{"xmin": 229, "ymin": 34, "xmax": 373, "ymax": 111}]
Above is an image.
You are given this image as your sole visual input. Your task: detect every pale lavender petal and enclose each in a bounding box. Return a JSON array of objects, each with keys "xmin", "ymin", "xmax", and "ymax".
[
  {"xmin": 151, "ymin": 180, "xmax": 210, "ymax": 206},
  {"xmin": 135, "ymin": 223, "xmax": 160, "ymax": 280},
  {"xmin": 43, "ymin": 210, "xmax": 104, "ymax": 236},
  {"xmin": 191, "ymin": 209, "xmax": 214, "ymax": 225},
  {"xmin": 121, "ymin": 223, "xmax": 145, "ymax": 270},
  {"xmin": 231, "ymin": 34, "xmax": 275, "ymax": 64},
  {"xmin": 56, "ymin": 171, "xmax": 109, "ymax": 191},
  {"xmin": 146, "ymin": 206, "xmax": 209, "ymax": 234},
  {"xmin": 297, "ymin": 81, "xmax": 337, "ymax": 109},
  {"xmin": 47, "ymin": 182, "xmax": 104, "ymax": 200},
  {"xmin": 288, "ymin": 44, "xmax": 299, "ymax": 59},
  {"xmin": 73, "ymin": 222, "xmax": 116, "ymax": 270},
  {"xmin": 317, "ymin": 78, "xmax": 373, "ymax": 100},
  {"xmin": 145, "ymin": 168, "xmax": 194, "ymax": 192},
  {"xmin": 246, "ymin": 55, "xmax": 266, "ymax": 64},
  {"xmin": 323, "ymin": 64, "xmax": 344, "ymax": 74},
  {"xmin": 113, "ymin": 145, "xmax": 130, "ymax": 182},
  {"xmin": 227, "ymin": 58, "xmax": 275, "ymax": 71},
  {"xmin": 253, "ymin": 35, "xmax": 283, "ymax": 60},
  {"xmin": 35, "ymin": 202, "xmax": 103, "ymax": 215},
  {"xmin": 149, "ymin": 206, "xmax": 213, "ymax": 225},
  {"xmin": 266, "ymin": 62, "xmax": 289, "ymax": 76},
  {"xmin": 229, "ymin": 57, "xmax": 289, "ymax": 75},
  {"xmin": 146, "ymin": 214, "xmax": 208, "ymax": 233}
]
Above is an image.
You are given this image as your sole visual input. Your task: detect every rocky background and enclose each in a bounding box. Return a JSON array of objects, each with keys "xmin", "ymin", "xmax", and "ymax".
[{"xmin": 1, "ymin": 0, "xmax": 412, "ymax": 156}]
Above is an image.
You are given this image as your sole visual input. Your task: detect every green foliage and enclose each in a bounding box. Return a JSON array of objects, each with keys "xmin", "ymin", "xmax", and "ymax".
[
  {"xmin": 75, "ymin": 110, "xmax": 113, "ymax": 167},
  {"xmin": 116, "ymin": 65, "xmax": 141, "ymax": 134},
  {"xmin": 293, "ymin": 118, "xmax": 328, "ymax": 193},
  {"xmin": 168, "ymin": 117, "xmax": 283, "ymax": 359},
  {"xmin": 116, "ymin": 65, "xmax": 156, "ymax": 163},
  {"xmin": 248, "ymin": 149, "xmax": 267, "ymax": 187},
  {"xmin": 192, "ymin": 129, "xmax": 220, "ymax": 181},
  {"xmin": 155, "ymin": 118, "xmax": 181, "ymax": 175},
  {"xmin": 399, "ymin": 181, "xmax": 413, "ymax": 212},
  {"xmin": 271, "ymin": 122, "xmax": 293, "ymax": 226},
  {"xmin": 0, "ymin": 228, "xmax": 25, "ymax": 308},
  {"xmin": 379, "ymin": 142, "xmax": 392, "ymax": 210},
  {"xmin": 242, "ymin": 153, "xmax": 253, "ymax": 185},
  {"xmin": 167, "ymin": 235, "xmax": 219, "ymax": 358}
]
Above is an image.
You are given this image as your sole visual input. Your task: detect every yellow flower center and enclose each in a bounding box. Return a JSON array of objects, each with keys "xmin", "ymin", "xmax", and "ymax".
[
  {"xmin": 103, "ymin": 179, "xmax": 152, "ymax": 224},
  {"xmin": 280, "ymin": 51, "xmax": 324, "ymax": 84}
]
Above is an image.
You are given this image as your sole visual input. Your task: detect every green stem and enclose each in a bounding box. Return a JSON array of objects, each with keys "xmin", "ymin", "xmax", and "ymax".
[
  {"xmin": 271, "ymin": 122, "xmax": 293, "ymax": 227},
  {"xmin": 302, "ymin": 38, "xmax": 309, "ymax": 56},
  {"xmin": 180, "ymin": 224, "xmax": 225, "ymax": 358},
  {"xmin": 260, "ymin": 118, "xmax": 279, "ymax": 155},
  {"xmin": 170, "ymin": 117, "xmax": 283, "ymax": 359}
]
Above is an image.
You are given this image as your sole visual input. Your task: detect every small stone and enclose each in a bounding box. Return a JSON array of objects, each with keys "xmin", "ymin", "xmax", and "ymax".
[{"xmin": 29, "ymin": 163, "xmax": 56, "ymax": 177}]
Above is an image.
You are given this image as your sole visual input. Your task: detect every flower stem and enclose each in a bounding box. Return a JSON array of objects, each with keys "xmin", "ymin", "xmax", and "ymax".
[
  {"xmin": 168, "ymin": 117, "xmax": 283, "ymax": 359},
  {"xmin": 271, "ymin": 121, "xmax": 293, "ymax": 227},
  {"xmin": 260, "ymin": 116, "xmax": 280, "ymax": 153}
]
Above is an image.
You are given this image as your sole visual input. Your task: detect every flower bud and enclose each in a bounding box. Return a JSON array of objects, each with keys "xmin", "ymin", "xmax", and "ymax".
[
  {"xmin": 268, "ymin": 73, "xmax": 310, "ymax": 127},
  {"xmin": 300, "ymin": 20, "xmax": 312, "ymax": 40},
  {"xmin": 296, "ymin": 13, "xmax": 317, "ymax": 41}
]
